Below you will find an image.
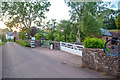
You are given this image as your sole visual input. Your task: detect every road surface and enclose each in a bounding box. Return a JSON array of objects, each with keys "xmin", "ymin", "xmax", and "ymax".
[
  {"xmin": 2, "ymin": 42, "xmax": 113, "ymax": 78},
  {"xmin": 0, "ymin": 45, "xmax": 2, "ymax": 79}
]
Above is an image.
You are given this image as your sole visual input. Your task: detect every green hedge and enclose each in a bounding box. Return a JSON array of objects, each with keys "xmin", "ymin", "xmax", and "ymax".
[
  {"xmin": 83, "ymin": 37, "xmax": 105, "ymax": 49},
  {"xmin": 0, "ymin": 42, "xmax": 5, "ymax": 46},
  {"xmin": 16, "ymin": 40, "xmax": 30, "ymax": 47}
]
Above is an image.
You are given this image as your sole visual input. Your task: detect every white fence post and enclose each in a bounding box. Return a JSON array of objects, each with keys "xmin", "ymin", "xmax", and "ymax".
[{"xmin": 60, "ymin": 41, "xmax": 62, "ymax": 50}]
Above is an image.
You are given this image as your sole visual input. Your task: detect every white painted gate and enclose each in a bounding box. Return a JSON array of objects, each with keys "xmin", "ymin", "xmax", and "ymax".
[{"xmin": 60, "ymin": 41, "xmax": 84, "ymax": 56}]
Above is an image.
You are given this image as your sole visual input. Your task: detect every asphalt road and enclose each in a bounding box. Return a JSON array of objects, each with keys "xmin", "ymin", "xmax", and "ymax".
[
  {"xmin": 2, "ymin": 42, "xmax": 112, "ymax": 78},
  {"xmin": 0, "ymin": 45, "xmax": 2, "ymax": 79}
]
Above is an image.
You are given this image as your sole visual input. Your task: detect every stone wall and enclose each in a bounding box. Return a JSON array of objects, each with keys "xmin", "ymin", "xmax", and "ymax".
[
  {"xmin": 28, "ymin": 40, "xmax": 41, "ymax": 47},
  {"xmin": 82, "ymin": 48, "xmax": 120, "ymax": 78},
  {"xmin": 35, "ymin": 40, "xmax": 41, "ymax": 46},
  {"xmin": 51, "ymin": 41, "xmax": 60, "ymax": 50}
]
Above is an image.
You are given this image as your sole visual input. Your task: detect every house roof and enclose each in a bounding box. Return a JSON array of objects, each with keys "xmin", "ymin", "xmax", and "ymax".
[
  {"xmin": 7, "ymin": 32, "xmax": 14, "ymax": 36},
  {"xmin": 100, "ymin": 28, "xmax": 113, "ymax": 37},
  {"xmin": 7, "ymin": 32, "xmax": 19, "ymax": 36}
]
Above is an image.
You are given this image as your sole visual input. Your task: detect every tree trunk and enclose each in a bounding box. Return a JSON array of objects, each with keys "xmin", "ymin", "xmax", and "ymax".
[
  {"xmin": 64, "ymin": 32, "xmax": 66, "ymax": 42},
  {"xmin": 76, "ymin": 27, "xmax": 80, "ymax": 43},
  {"xmin": 59, "ymin": 32, "xmax": 61, "ymax": 41},
  {"xmin": 27, "ymin": 28, "xmax": 31, "ymax": 39},
  {"xmin": 59, "ymin": 29, "xmax": 61, "ymax": 41}
]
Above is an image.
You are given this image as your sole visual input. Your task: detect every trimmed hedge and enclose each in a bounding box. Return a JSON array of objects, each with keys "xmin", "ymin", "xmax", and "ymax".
[
  {"xmin": 83, "ymin": 37, "xmax": 105, "ymax": 49},
  {"xmin": 16, "ymin": 40, "xmax": 30, "ymax": 47}
]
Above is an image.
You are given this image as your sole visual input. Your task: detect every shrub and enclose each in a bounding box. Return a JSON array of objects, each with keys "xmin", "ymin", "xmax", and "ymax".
[
  {"xmin": 3, "ymin": 39, "xmax": 7, "ymax": 42},
  {"xmin": 83, "ymin": 37, "xmax": 105, "ymax": 49},
  {"xmin": 0, "ymin": 42, "xmax": 5, "ymax": 46},
  {"xmin": 24, "ymin": 41, "xmax": 30, "ymax": 47},
  {"xmin": 16, "ymin": 40, "xmax": 30, "ymax": 47}
]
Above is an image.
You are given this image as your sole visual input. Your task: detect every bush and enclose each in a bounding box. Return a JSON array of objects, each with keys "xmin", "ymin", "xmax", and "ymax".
[
  {"xmin": 83, "ymin": 37, "xmax": 105, "ymax": 49},
  {"xmin": 2, "ymin": 39, "xmax": 7, "ymax": 42},
  {"xmin": 24, "ymin": 42, "xmax": 30, "ymax": 47},
  {"xmin": 16, "ymin": 40, "xmax": 30, "ymax": 47},
  {"xmin": 0, "ymin": 42, "xmax": 5, "ymax": 46}
]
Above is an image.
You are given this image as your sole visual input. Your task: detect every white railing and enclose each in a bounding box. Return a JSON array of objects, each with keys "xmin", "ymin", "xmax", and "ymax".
[{"xmin": 60, "ymin": 41, "xmax": 84, "ymax": 56}]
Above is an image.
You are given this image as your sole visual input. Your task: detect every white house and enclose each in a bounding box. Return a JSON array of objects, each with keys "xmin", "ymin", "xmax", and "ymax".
[
  {"xmin": 6, "ymin": 31, "xmax": 19, "ymax": 40},
  {"xmin": 6, "ymin": 32, "xmax": 14, "ymax": 40}
]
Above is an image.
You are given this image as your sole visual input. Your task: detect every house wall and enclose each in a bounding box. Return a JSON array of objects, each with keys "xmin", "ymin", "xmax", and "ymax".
[
  {"xmin": 51, "ymin": 41, "xmax": 60, "ymax": 50},
  {"xmin": 28, "ymin": 40, "xmax": 41, "ymax": 47},
  {"xmin": 6, "ymin": 34, "xmax": 14, "ymax": 40},
  {"xmin": 6, "ymin": 34, "xmax": 8, "ymax": 39},
  {"xmin": 8, "ymin": 36, "xmax": 14, "ymax": 39},
  {"xmin": 102, "ymin": 36, "xmax": 112, "ymax": 41}
]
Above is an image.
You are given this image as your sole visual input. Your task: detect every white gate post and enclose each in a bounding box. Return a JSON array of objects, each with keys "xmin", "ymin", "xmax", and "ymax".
[
  {"xmin": 73, "ymin": 43, "xmax": 76, "ymax": 54},
  {"xmin": 60, "ymin": 41, "xmax": 62, "ymax": 50},
  {"xmin": 73, "ymin": 43, "xmax": 75, "ymax": 49}
]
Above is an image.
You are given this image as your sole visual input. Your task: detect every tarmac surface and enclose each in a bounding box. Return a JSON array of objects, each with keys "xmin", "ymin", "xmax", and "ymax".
[
  {"xmin": 32, "ymin": 46, "xmax": 82, "ymax": 67},
  {"xmin": 0, "ymin": 45, "xmax": 2, "ymax": 79},
  {"xmin": 2, "ymin": 42, "xmax": 114, "ymax": 78}
]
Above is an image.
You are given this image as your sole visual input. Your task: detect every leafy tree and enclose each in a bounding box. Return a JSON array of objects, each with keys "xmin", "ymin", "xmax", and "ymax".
[
  {"xmin": 35, "ymin": 29, "xmax": 46, "ymax": 40},
  {"xmin": 45, "ymin": 19, "xmax": 57, "ymax": 41},
  {"xmin": 2, "ymin": 1, "xmax": 51, "ymax": 39},
  {"xmin": 65, "ymin": 2, "xmax": 117, "ymax": 41},
  {"xmin": 1, "ymin": 28, "xmax": 9, "ymax": 33},
  {"xmin": 18, "ymin": 32, "xmax": 28, "ymax": 40},
  {"xmin": 46, "ymin": 32, "xmax": 54, "ymax": 41},
  {"xmin": 115, "ymin": 14, "xmax": 120, "ymax": 29},
  {"xmin": 56, "ymin": 23, "xmax": 63, "ymax": 41},
  {"xmin": 35, "ymin": 32, "xmax": 45, "ymax": 40},
  {"xmin": 101, "ymin": 9, "xmax": 118, "ymax": 29},
  {"xmin": 96, "ymin": 13, "xmax": 106, "ymax": 28},
  {"xmin": 4, "ymin": 22, "xmax": 14, "ymax": 31},
  {"xmin": 18, "ymin": 27, "xmax": 28, "ymax": 40},
  {"xmin": 65, "ymin": 2, "xmax": 102, "ymax": 41},
  {"xmin": 0, "ymin": 34, "xmax": 7, "ymax": 42},
  {"xmin": 69, "ymin": 23, "xmax": 78, "ymax": 42},
  {"xmin": 58, "ymin": 20, "xmax": 71, "ymax": 42},
  {"xmin": 82, "ymin": 14, "xmax": 101, "ymax": 37},
  {"xmin": 30, "ymin": 27, "xmax": 38, "ymax": 37},
  {"xmin": 53, "ymin": 30, "xmax": 60, "ymax": 41}
]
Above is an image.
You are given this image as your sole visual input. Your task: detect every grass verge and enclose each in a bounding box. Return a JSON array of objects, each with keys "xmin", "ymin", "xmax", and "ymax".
[{"xmin": 16, "ymin": 40, "xmax": 30, "ymax": 47}]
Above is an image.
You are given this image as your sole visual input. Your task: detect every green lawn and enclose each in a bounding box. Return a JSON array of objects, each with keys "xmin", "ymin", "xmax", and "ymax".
[{"xmin": 108, "ymin": 29, "xmax": 120, "ymax": 31}]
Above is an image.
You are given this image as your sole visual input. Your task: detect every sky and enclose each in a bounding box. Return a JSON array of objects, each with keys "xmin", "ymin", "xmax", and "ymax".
[
  {"xmin": 45, "ymin": 0, "xmax": 70, "ymax": 22},
  {"xmin": 45, "ymin": 0, "xmax": 119, "ymax": 22},
  {"xmin": 0, "ymin": 0, "xmax": 119, "ymax": 31},
  {"xmin": 0, "ymin": 21, "xmax": 7, "ymax": 29}
]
